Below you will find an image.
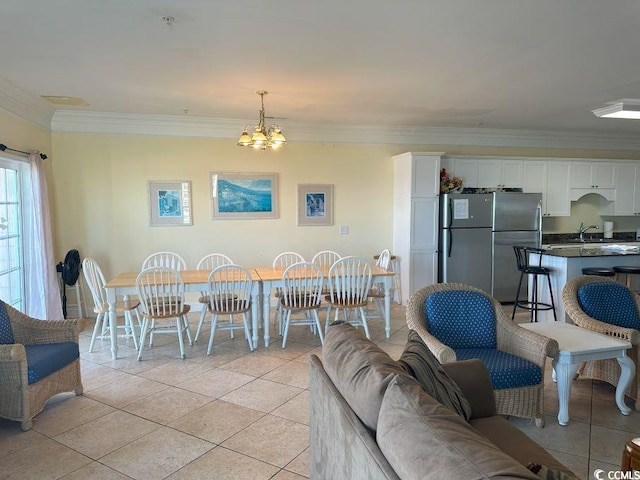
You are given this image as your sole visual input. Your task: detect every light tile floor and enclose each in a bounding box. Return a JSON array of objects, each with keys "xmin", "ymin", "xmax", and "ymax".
[{"xmin": 0, "ymin": 305, "xmax": 637, "ymax": 479}]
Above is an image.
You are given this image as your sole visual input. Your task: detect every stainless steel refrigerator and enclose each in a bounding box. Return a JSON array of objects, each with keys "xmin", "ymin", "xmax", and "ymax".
[{"xmin": 438, "ymin": 192, "xmax": 542, "ymax": 302}]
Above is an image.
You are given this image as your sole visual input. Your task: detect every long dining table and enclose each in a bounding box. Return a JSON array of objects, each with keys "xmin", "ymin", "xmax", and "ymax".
[{"xmin": 103, "ymin": 265, "xmax": 395, "ymax": 360}]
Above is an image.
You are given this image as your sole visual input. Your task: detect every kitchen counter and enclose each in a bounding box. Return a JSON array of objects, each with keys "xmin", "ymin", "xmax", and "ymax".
[
  {"xmin": 528, "ymin": 248, "xmax": 640, "ymax": 323},
  {"xmin": 543, "ymin": 245, "xmax": 640, "ymax": 258}
]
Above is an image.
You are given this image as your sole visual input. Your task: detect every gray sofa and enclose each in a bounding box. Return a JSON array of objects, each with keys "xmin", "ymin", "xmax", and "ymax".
[{"xmin": 309, "ymin": 323, "xmax": 577, "ymax": 480}]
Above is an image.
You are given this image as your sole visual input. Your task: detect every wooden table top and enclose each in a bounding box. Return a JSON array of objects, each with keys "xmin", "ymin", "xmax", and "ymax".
[{"xmin": 105, "ymin": 265, "xmax": 394, "ymax": 288}]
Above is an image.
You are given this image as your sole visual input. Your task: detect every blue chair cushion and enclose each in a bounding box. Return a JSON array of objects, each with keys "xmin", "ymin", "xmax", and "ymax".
[
  {"xmin": 425, "ymin": 290, "xmax": 496, "ymax": 349},
  {"xmin": 577, "ymin": 282, "xmax": 640, "ymax": 329},
  {"xmin": 24, "ymin": 342, "xmax": 79, "ymax": 385},
  {"xmin": 0, "ymin": 301, "xmax": 15, "ymax": 344},
  {"xmin": 456, "ymin": 348, "xmax": 542, "ymax": 390}
]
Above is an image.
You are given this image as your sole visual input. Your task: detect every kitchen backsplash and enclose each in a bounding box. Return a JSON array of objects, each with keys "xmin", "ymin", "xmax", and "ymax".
[{"xmin": 542, "ymin": 231, "xmax": 637, "ymax": 244}]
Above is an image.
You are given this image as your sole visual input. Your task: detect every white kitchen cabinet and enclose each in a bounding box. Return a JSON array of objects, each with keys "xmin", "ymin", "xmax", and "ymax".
[
  {"xmin": 610, "ymin": 163, "xmax": 636, "ymax": 215},
  {"xmin": 393, "ymin": 152, "xmax": 443, "ymax": 304},
  {"xmin": 450, "ymin": 158, "xmax": 478, "ymax": 187},
  {"xmin": 546, "ymin": 161, "xmax": 572, "ymax": 216},
  {"xmin": 570, "ymin": 162, "xmax": 615, "ymax": 189},
  {"xmin": 607, "ymin": 163, "xmax": 640, "ymax": 216},
  {"xmin": 522, "ymin": 160, "xmax": 571, "ymax": 217},
  {"xmin": 477, "ymin": 158, "xmax": 523, "ymax": 188}
]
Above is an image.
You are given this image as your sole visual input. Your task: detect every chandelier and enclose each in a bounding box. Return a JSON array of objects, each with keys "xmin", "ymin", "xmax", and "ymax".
[{"xmin": 237, "ymin": 90, "xmax": 286, "ymax": 150}]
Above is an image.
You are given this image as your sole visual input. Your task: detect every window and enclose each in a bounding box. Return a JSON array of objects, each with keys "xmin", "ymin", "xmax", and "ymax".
[{"xmin": 0, "ymin": 158, "xmax": 25, "ymax": 310}]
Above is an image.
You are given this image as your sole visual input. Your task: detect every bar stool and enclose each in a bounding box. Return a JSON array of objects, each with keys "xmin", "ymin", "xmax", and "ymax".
[
  {"xmin": 512, "ymin": 246, "xmax": 557, "ymax": 322},
  {"xmin": 582, "ymin": 267, "xmax": 616, "ymax": 277},
  {"xmin": 614, "ymin": 266, "xmax": 640, "ymax": 291}
]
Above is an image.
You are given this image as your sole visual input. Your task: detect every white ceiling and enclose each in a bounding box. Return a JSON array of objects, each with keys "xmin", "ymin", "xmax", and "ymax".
[{"xmin": 3, "ymin": 0, "xmax": 640, "ymax": 138}]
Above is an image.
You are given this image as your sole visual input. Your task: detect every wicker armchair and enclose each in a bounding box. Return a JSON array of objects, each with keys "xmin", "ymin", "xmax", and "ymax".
[
  {"xmin": 406, "ymin": 283, "xmax": 558, "ymax": 427},
  {"xmin": 563, "ymin": 275, "xmax": 640, "ymax": 411},
  {"xmin": 0, "ymin": 301, "xmax": 83, "ymax": 430}
]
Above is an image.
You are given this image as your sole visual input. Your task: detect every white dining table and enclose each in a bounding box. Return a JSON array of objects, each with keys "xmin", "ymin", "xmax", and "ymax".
[{"xmin": 104, "ymin": 265, "xmax": 395, "ymax": 359}]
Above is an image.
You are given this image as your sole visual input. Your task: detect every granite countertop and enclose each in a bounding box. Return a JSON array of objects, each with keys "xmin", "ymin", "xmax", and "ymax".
[{"xmin": 542, "ymin": 246, "xmax": 640, "ymax": 258}]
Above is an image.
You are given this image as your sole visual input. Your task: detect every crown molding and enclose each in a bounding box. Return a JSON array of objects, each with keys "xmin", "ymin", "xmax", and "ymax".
[
  {"xmin": 50, "ymin": 110, "xmax": 640, "ymax": 151},
  {"xmin": 0, "ymin": 78, "xmax": 54, "ymax": 130},
  {"xmin": 2, "ymin": 75, "xmax": 640, "ymax": 151}
]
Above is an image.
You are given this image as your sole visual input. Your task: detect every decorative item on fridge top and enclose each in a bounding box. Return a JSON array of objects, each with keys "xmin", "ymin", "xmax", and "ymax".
[{"xmin": 439, "ymin": 168, "xmax": 462, "ymax": 194}]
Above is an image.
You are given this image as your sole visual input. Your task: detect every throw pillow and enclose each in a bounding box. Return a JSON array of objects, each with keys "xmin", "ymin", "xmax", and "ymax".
[
  {"xmin": 322, "ymin": 322, "xmax": 410, "ymax": 431},
  {"xmin": 377, "ymin": 375, "xmax": 538, "ymax": 480},
  {"xmin": 398, "ymin": 330, "xmax": 472, "ymax": 420},
  {"xmin": 527, "ymin": 462, "xmax": 579, "ymax": 480},
  {"xmin": 0, "ymin": 300, "xmax": 15, "ymax": 344}
]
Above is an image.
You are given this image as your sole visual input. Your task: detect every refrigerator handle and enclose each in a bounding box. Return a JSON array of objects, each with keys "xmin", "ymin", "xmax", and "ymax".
[
  {"xmin": 536, "ymin": 202, "xmax": 543, "ymax": 247},
  {"xmin": 448, "ymin": 229, "xmax": 453, "ymax": 257},
  {"xmin": 447, "ymin": 197, "xmax": 453, "ymax": 228}
]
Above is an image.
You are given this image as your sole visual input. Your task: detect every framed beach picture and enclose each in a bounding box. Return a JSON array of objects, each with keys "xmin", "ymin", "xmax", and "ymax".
[
  {"xmin": 148, "ymin": 180, "xmax": 192, "ymax": 226},
  {"xmin": 297, "ymin": 184, "xmax": 334, "ymax": 226},
  {"xmin": 211, "ymin": 172, "xmax": 279, "ymax": 219}
]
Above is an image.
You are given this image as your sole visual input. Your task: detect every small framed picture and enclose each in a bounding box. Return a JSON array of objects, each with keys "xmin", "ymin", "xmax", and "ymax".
[
  {"xmin": 211, "ymin": 172, "xmax": 279, "ymax": 220},
  {"xmin": 297, "ymin": 184, "xmax": 334, "ymax": 226},
  {"xmin": 148, "ymin": 180, "xmax": 192, "ymax": 226}
]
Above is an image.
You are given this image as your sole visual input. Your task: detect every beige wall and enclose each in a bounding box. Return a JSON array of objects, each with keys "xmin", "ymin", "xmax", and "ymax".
[{"xmin": 50, "ymin": 133, "xmax": 413, "ymax": 278}]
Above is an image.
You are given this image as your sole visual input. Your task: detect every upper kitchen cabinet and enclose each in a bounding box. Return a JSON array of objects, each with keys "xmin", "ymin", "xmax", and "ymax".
[
  {"xmin": 570, "ymin": 161, "xmax": 615, "ymax": 201},
  {"xmin": 449, "ymin": 157, "xmax": 479, "ymax": 187},
  {"xmin": 477, "ymin": 158, "xmax": 523, "ymax": 188},
  {"xmin": 522, "ymin": 160, "xmax": 571, "ymax": 217},
  {"xmin": 443, "ymin": 156, "xmax": 522, "ymax": 189},
  {"xmin": 604, "ymin": 163, "xmax": 640, "ymax": 216},
  {"xmin": 570, "ymin": 162, "xmax": 614, "ymax": 188}
]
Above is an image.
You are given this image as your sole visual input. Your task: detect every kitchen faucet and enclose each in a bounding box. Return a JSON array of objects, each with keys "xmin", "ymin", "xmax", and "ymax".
[{"xmin": 578, "ymin": 222, "xmax": 599, "ymax": 241}]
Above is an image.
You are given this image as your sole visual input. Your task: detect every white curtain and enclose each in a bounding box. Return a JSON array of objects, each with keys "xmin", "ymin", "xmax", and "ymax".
[{"xmin": 24, "ymin": 152, "xmax": 63, "ymax": 319}]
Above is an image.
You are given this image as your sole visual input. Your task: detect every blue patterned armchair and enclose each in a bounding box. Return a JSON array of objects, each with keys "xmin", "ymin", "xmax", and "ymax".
[
  {"xmin": 0, "ymin": 300, "xmax": 83, "ymax": 430},
  {"xmin": 406, "ymin": 283, "xmax": 558, "ymax": 427},
  {"xmin": 563, "ymin": 275, "xmax": 640, "ymax": 411}
]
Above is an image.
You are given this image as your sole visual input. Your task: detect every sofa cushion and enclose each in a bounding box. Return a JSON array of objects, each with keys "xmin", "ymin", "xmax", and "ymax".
[
  {"xmin": 425, "ymin": 290, "xmax": 496, "ymax": 349},
  {"xmin": 399, "ymin": 330, "xmax": 472, "ymax": 420},
  {"xmin": 471, "ymin": 416, "xmax": 579, "ymax": 478},
  {"xmin": 322, "ymin": 322, "xmax": 410, "ymax": 431},
  {"xmin": 577, "ymin": 282, "xmax": 640, "ymax": 329},
  {"xmin": 24, "ymin": 342, "xmax": 79, "ymax": 385},
  {"xmin": 456, "ymin": 348, "xmax": 542, "ymax": 390},
  {"xmin": 377, "ymin": 375, "xmax": 539, "ymax": 480},
  {"xmin": 0, "ymin": 301, "xmax": 15, "ymax": 344}
]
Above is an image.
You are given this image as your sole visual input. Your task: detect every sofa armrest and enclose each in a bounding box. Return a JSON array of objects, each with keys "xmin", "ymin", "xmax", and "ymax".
[{"xmin": 442, "ymin": 359, "xmax": 496, "ymax": 419}]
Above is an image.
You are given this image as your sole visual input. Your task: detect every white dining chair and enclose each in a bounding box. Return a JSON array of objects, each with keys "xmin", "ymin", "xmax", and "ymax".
[
  {"xmin": 83, "ymin": 257, "xmax": 141, "ymax": 352},
  {"xmin": 367, "ymin": 248, "xmax": 391, "ymax": 320},
  {"xmin": 311, "ymin": 250, "xmax": 341, "ymax": 268},
  {"xmin": 135, "ymin": 266, "xmax": 192, "ymax": 360},
  {"xmin": 325, "ymin": 256, "xmax": 373, "ymax": 339},
  {"xmin": 141, "ymin": 251, "xmax": 186, "ymax": 271},
  {"xmin": 205, "ymin": 264, "xmax": 254, "ymax": 354},
  {"xmin": 194, "ymin": 253, "xmax": 234, "ymax": 341},
  {"xmin": 272, "ymin": 251, "xmax": 306, "ymax": 333},
  {"xmin": 280, "ymin": 262, "xmax": 325, "ymax": 348}
]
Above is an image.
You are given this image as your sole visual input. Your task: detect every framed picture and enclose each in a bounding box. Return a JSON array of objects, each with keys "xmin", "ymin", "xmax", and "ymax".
[
  {"xmin": 148, "ymin": 180, "xmax": 192, "ymax": 226},
  {"xmin": 297, "ymin": 184, "xmax": 334, "ymax": 226},
  {"xmin": 211, "ymin": 172, "xmax": 279, "ymax": 219}
]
